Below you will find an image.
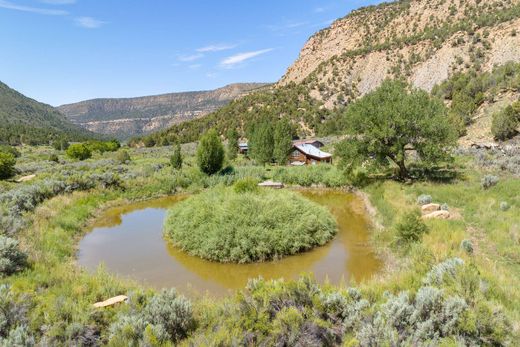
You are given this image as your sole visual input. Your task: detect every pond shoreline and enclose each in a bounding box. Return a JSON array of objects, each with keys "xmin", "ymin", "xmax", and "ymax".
[{"xmin": 77, "ymin": 187, "xmax": 384, "ymax": 296}]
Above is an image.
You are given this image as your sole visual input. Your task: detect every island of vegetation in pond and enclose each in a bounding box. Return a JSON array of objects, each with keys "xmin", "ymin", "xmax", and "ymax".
[{"xmin": 163, "ymin": 180, "xmax": 338, "ymax": 263}]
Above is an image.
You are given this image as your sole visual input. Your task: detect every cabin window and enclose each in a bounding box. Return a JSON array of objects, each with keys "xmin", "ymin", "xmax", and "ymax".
[{"xmin": 292, "ymin": 150, "xmax": 300, "ymax": 157}]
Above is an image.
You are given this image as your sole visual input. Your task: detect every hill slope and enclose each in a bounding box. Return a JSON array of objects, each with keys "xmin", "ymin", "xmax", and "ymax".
[
  {"xmin": 58, "ymin": 83, "xmax": 269, "ymax": 139},
  {"xmin": 0, "ymin": 81, "xmax": 98, "ymax": 145},
  {"xmin": 139, "ymin": 0, "xmax": 520, "ymax": 146},
  {"xmin": 280, "ymin": 0, "xmax": 520, "ymax": 108}
]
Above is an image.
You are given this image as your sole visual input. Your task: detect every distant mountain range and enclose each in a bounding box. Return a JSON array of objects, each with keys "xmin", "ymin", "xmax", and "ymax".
[
  {"xmin": 58, "ymin": 83, "xmax": 270, "ymax": 139},
  {"xmin": 0, "ymin": 81, "xmax": 98, "ymax": 145}
]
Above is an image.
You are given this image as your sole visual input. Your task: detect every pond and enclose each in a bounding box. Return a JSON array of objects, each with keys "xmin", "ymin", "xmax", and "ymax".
[{"xmin": 77, "ymin": 190, "xmax": 381, "ymax": 297}]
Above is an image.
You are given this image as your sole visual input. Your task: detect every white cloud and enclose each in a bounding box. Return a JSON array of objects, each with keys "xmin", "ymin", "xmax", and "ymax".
[
  {"xmin": 75, "ymin": 16, "xmax": 105, "ymax": 29},
  {"xmin": 177, "ymin": 53, "xmax": 204, "ymax": 62},
  {"xmin": 266, "ymin": 21, "xmax": 308, "ymax": 33},
  {"xmin": 40, "ymin": 0, "xmax": 76, "ymax": 4},
  {"xmin": 189, "ymin": 64, "xmax": 202, "ymax": 70},
  {"xmin": 221, "ymin": 48, "xmax": 273, "ymax": 68},
  {"xmin": 196, "ymin": 43, "xmax": 237, "ymax": 53},
  {"xmin": 0, "ymin": 0, "xmax": 68, "ymax": 15}
]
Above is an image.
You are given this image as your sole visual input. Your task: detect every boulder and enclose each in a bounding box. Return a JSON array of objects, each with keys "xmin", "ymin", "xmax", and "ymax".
[
  {"xmin": 423, "ymin": 210, "xmax": 450, "ymax": 220},
  {"xmin": 421, "ymin": 203, "xmax": 440, "ymax": 214}
]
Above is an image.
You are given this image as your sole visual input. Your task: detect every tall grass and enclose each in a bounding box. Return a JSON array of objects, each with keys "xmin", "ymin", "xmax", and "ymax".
[{"xmin": 164, "ymin": 186, "xmax": 337, "ymax": 263}]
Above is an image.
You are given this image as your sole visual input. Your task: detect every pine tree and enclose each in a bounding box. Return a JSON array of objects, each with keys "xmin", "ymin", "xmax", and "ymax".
[
  {"xmin": 227, "ymin": 128, "xmax": 239, "ymax": 160},
  {"xmin": 197, "ymin": 129, "xmax": 224, "ymax": 175},
  {"xmin": 273, "ymin": 119, "xmax": 293, "ymax": 165}
]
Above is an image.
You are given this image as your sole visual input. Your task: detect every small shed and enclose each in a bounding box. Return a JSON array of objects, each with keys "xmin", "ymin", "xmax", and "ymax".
[{"xmin": 239, "ymin": 142, "xmax": 249, "ymax": 155}]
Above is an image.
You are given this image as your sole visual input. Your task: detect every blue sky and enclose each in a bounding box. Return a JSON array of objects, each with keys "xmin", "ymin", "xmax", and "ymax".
[{"xmin": 0, "ymin": 0, "xmax": 384, "ymax": 106}]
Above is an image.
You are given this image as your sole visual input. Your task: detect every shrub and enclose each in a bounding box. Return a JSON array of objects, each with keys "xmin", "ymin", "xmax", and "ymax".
[
  {"xmin": 0, "ymin": 236, "xmax": 27, "ymax": 277},
  {"xmin": 196, "ymin": 129, "xmax": 224, "ymax": 175},
  {"xmin": 417, "ymin": 194, "xmax": 432, "ymax": 205},
  {"xmin": 49, "ymin": 153, "xmax": 59, "ymax": 163},
  {"xmin": 491, "ymin": 105, "xmax": 519, "ymax": 141},
  {"xmin": 481, "ymin": 175, "xmax": 499, "ymax": 189},
  {"xmin": 109, "ymin": 289, "xmax": 195, "ymax": 344},
  {"xmin": 0, "ymin": 145, "xmax": 20, "ymax": 158},
  {"xmin": 170, "ymin": 144, "xmax": 183, "ymax": 170},
  {"xmin": 142, "ymin": 289, "xmax": 195, "ymax": 342},
  {"xmin": 52, "ymin": 138, "xmax": 70, "ymax": 151},
  {"xmin": 0, "ymin": 325, "xmax": 34, "ymax": 347},
  {"xmin": 460, "ymin": 240, "xmax": 474, "ymax": 254},
  {"xmin": 66, "ymin": 144, "xmax": 92, "ymax": 161},
  {"xmin": 164, "ymin": 187, "xmax": 337, "ymax": 263},
  {"xmin": 116, "ymin": 150, "xmax": 131, "ymax": 164},
  {"xmin": 233, "ymin": 177, "xmax": 259, "ymax": 193},
  {"xmin": 423, "ymin": 258, "xmax": 464, "ymax": 286},
  {"xmin": 394, "ymin": 210, "xmax": 429, "ymax": 244},
  {"xmin": 499, "ymin": 201, "xmax": 510, "ymax": 211},
  {"xmin": 0, "ymin": 152, "xmax": 16, "ymax": 180}
]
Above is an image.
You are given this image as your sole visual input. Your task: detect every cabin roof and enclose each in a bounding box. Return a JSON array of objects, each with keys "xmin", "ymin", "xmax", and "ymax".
[
  {"xmin": 239, "ymin": 143, "xmax": 248, "ymax": 148},
  {"xmin": 295, "ymin": 144, "xmax": 332, "ymax": 159},
  {"xmin": 293, "ymin": 139, "xmax": 324, "ymax": 147}
]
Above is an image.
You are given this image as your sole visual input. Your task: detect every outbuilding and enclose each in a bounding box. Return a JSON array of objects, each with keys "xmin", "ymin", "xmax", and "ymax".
[{"xmin": 290, "ymin": 143, "xmax": 332, "ymax": 165}]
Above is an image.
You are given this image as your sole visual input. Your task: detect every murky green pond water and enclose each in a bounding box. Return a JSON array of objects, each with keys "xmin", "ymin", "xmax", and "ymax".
[{"xmin": 78, "ymin": 190, "xmax": 381, "ymax": 296}]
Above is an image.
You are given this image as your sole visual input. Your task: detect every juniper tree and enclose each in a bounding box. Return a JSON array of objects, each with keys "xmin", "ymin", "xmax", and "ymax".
[{"xmin": 196, "ymin": 129, "xmax": 224, "ymax": 175}]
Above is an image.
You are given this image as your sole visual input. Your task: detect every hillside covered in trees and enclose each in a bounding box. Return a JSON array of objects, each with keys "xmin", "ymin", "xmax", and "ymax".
[{"xmin": 0, "ymin": 81, "xmax": 99, "ymax": 145}]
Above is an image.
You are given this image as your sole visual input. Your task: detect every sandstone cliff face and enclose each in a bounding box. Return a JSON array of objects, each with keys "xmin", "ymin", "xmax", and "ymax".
[
  {"xmin": 279, "ymin": 0, "xmax": 520, "ymax": 108},
  {"xmin": 58, "ymin": 83, "xmax": 268, "ymax": 138}
]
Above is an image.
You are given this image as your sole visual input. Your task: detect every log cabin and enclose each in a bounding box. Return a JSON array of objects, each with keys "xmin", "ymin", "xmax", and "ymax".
[{"xmin": 290, "ymin": 143, "xmax": 332, "ymax": 165}]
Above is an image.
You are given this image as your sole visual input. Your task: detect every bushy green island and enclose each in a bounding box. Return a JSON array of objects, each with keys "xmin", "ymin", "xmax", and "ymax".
[{"xmin": 164, "ymin": 184, "xmax": 337, "ymax": 263}]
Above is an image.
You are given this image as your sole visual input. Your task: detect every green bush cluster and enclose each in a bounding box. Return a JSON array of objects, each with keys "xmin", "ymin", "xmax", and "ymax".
[
  {"xmin": 491, "ymin": 102, "xmax": 520, "ymax": 141},
  {"xmin": 66, "ymin": 144, "xmax": 92, "ymax": 161},
  {"xmin": 0, "ymin": 151, "xmax": 16, "ymax": 180},
  {"xmin": 109, "ymin": 289, "xmax": 195, "ymax": 345},
  {"xmin": 394, "ymin": 210, "xmax": 429, "ymax": 244},
  {"xmin": 0, "ymin": 236, "xmax": 27, "ymax": 277},
  {"xmin": 233, "ymin": 177, "xmax": 259, "ymax": 193},
  {"xmin": 272, "ymin": 164, "xmax": 348, "ymax": 187},
  {"xmin": 191, "ymin": 260, "xmax": 510, "ymax": 346},
  {"xmin": 164, "ymin": 187, "xmax": 337, "ymax": 263}
]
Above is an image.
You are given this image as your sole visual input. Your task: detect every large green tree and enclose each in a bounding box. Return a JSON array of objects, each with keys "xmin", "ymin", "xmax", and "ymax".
[
  {"xmin": 273, "ymin": 119, "xmax": 294, "ymax": 165},
  {"xmin": 226, "ymin": 128, "xmax": 239, "ymax": 160},
  {"xmin": 249, "ymin": 121, "xmax": 274, "ymax": 165},
  {"xmin": 196, "ymin": 129, "xmax": 224, "ymax": 175},
  {"xmin": 335, "ymin": 80, "xmax": 456, "ymax": 180}
]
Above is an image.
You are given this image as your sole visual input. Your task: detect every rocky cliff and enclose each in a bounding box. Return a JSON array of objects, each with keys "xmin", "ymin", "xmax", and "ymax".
[
  {"xmin": 279, "ymin": 0, "xmax": 520, "ymax": 109},
  {"xmin": 59, "ymin": 83, "xmax": 269, "ymax": 139}
]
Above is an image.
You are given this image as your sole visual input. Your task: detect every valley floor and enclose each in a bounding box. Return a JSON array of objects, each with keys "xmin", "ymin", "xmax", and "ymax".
[{"xmin": 1, "ymin": 145, "xmax": 519, "ymax": 345}]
